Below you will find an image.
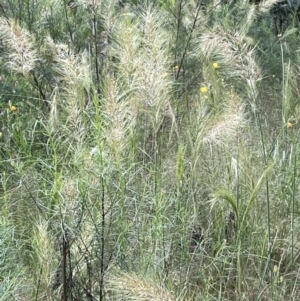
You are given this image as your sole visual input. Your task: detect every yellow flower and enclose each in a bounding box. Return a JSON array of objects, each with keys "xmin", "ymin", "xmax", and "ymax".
[
  {"xmin": 163, "ymin": 72, "xmax": 169, "ymax": 78},
  {"xmin": 200, "ymin": 86, "xmax": 208, "ymax": 94},
  {"xmin": 287, "ymin": 122, "xmax": 293, "ymax": 129},
  {"xmin": 10, "ymin": 105, "xmax": 17, "ymax": 112},
  {"xmin": 173, "ymin": 65, "xmax": 179, "ymax": 71},
  {"xmin": 213, "ymin": 62, "xmax": 219, "ymax": 69}
]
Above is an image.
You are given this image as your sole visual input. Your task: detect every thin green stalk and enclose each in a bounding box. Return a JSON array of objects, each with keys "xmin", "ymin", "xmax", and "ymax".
[
  {"xmin": 250, "ymin": 75, "xmax": 272, "ymax": 300},
  {"xmin": 2, "ymin": 171, "xmax": 8, "ymax": 218},
  {"xmin": 255, "ymin": 251, "xmax": 271, "ymax": 301},
  {"xmin": 281, "ymin": 44, "xmax": 290, "ymax": 136},
  {"xmin": 236, "ymin": 139, "xmax": 240, "ymax": 226},
  {"xmin": 237, "ymin": 241, "xmax": 242, "ymax": 297},
  {"xmin": 291, "ymin": 140, "xmax": 296, "ymax": 268},
  {"xmin": 99, "ymin": 176, "xmax": 105, "ymax": 301}
]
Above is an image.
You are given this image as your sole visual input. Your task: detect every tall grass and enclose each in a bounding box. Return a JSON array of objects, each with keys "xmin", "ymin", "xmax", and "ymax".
[{"xmin": 0, "ymin": 0, "xmax": 300, "ymax": 300}]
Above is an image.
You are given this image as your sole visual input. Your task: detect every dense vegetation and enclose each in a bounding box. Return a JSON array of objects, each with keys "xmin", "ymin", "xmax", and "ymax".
[{"xmin": 1, "ymin": 0, "xmax": 300, "ymax": 300}]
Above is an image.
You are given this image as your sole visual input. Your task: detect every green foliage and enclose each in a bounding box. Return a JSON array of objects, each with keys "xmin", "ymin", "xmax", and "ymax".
[{"xmin": 158, "ymin": 0, "xmax": 175, "ymax": 10}]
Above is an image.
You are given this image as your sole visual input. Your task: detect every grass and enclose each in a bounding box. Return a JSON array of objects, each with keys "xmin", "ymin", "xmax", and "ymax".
[{"xmin": 0, "ymin": 0, "xmax": 300, "ymax": 300}]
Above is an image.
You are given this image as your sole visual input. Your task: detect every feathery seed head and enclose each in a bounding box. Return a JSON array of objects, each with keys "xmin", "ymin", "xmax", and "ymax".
[
  {"xmin": 0, "ymin": 18, "xmax": 38, "ymax": 75},
  {"xmin": 102, "ymin": 76, "xmax": 135, "ymax": 161},
  {"xmin": 107, "ymin": 272, "xmax": 177, "ymax": 301},
  {"xmin": 203, "ymin": 95, "xmax": 246, "ymax": 145},
  {"xmin": 199, "ymin": 27, "xmax": 261, "ymax": 87}
]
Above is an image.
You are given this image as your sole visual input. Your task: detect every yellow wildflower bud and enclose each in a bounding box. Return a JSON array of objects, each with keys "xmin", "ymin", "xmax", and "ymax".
[
  {"xmin": 173, "ymin": 65, "xmax": 179, "ymax": 71},
  {"xmin": 163, "ymin": 72, "xmax": 169, "ymax": 78},
  {"xmin": 10, "ymin": 105, "xmax": 17, "ymax": 112},
  {"xmin": 213, "ymin": 62, "xmax": 219, "ymax": 69},
  {"xmin": 287, "ymin": 122, "xmax": 293, "ymax": 129},
  {"xmin": 200, "ymin": 86, "xmax": 208, "ymax": 94}
]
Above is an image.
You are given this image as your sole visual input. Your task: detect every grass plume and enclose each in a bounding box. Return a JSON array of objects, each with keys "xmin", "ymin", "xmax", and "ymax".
[
  {"xmin": 107, "ymin": 272, "xmax": 177, "ymax": 301},
  {"xmin": 0, "ymin": 18, "xmax": 38, "ymax": 75}
]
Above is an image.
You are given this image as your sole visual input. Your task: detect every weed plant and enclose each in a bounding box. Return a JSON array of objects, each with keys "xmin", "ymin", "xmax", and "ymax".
[{"xmin": 0, "ymin": 0, "xmax": 300, "ymax": 300}]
